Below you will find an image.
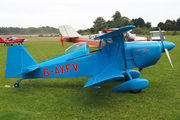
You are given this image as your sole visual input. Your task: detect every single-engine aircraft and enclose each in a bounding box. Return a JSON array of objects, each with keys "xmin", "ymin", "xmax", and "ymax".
[
  {"xmin": 0, "ymin": 37, "xmax": 26, "ymax": 46},
  {"xmin": 59, "ymin": 25, "xmax": 149, "ymax": 47},
  {"xmin": 5, "ymin": 26, "xmax": 175, "ymax": 93}
]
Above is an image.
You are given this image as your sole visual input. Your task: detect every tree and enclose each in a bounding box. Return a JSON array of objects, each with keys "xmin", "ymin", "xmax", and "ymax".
[
  {"xmin": 144, "ymin": 22, "xmax": 151, "ymax": 29},
  {"xmin": 132, "ymin": 27, "xmax": 143, "ymax": 34},
  {"xmin": 90, "ymin": 28, "xmax": 95, "ymax": 34},
  {"xmin": 176, "ymin": 18, "xmax": 180, "ymax": 30},
  {"xmin": 112, "ymin": 17, "xmax": 132, "ymax": 28},
  {"xmin": 0, "ymin": 26, "xmax": 59, "ymax": 35},
  {"xmin": 132, "ymin": 17, "xmax": 145, "ymax": 28},
  {"xmin": 93, "ymin": 17, "xmax": 105, "ymax": 28},
  {"xmin": 112, "ymin": 11, "xmax": 121, "ymax": 21},
  {"xmin": 165, "ymin": 19, "xmax": 176, "ymax": 30},
  {"xmin": 103, "ymin": 20, "xmax": 113, "ymax": 28},
  {"xmin": 157, "ymin": 22, "xmax": 165, "ymax": 30}
]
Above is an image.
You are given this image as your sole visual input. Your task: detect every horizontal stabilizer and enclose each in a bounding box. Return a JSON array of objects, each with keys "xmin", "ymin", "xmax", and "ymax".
[
  {"xmin": 22, "ymin": 65, "xmax": 40, "ymax": 74},
  {"xmin": 84, "ymin": 69, "xmax": 124, "ymax": 88},
  {"xmin": 59, "ymin": 25, "xmax": 80, "ymax": 38}
]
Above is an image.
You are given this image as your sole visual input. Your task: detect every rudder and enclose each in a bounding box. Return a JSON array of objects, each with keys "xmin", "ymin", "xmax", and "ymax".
[
  {"xmin": 5, "ymin": 44, "xmax": 37, "ymax": 78},
  {"xmin": 59, "ymin": 25, "xmax": 80, "ymax": 38}
]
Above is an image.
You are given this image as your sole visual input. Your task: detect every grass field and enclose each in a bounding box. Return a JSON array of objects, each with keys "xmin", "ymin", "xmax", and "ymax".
[{"xmin": 0, "ymin": 36, "xmax": 180, "ymax": 119}]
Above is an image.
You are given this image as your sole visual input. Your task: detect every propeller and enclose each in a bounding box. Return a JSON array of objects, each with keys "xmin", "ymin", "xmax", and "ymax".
[{"xmin": 159, "ymin": 27, "xmax": 174, "ymax": 68}]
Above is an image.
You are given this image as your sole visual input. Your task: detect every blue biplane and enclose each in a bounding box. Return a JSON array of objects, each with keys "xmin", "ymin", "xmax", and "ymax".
[{"xmin": 5, "ymin": 26, "xmax": 175, "ymax": 93}]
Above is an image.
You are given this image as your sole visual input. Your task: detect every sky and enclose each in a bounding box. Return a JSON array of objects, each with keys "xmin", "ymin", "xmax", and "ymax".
[{"xmin": 0, "ymin": 0, "xmax": 180, "ymax": 31}]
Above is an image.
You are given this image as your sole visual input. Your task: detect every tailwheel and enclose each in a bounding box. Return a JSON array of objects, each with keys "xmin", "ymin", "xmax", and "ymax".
[
  {"xmin": 130, "ymin": 89, "xmax": 142, "ymax": 94},
  {"xmin": 14, "ymin": 83, "xmax": 19, "ymax": 88}
]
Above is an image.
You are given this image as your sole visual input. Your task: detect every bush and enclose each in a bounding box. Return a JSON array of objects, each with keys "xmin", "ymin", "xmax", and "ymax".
[
  {"xmin": 38, "ymin": 34, "xmax": 43, "ymax": 37},
  {"xmin": 177, "ymin": 31, "xmax": 180, "ymax": 35},
  {"xmin": 165, "ymin": 31, "xmax": 180, "ymax": 35},
  {"xmin": 172, "ymin": 31, "xmax": 177, "ymax": 36}
]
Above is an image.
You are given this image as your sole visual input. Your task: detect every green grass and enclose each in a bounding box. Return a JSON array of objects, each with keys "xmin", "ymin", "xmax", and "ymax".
[{"xmin": 0, "ymin": 36, "xmax": 180, "ymax": 119}]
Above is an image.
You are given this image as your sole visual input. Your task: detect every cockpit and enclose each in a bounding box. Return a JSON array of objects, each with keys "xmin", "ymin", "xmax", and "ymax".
[
  {"xmin": 65, "ymin": 42, "xmax": 90, "ymax": 60},
  {"xmin": 65, "ymin": 41, "xmax": 107, "ymax": 60}
]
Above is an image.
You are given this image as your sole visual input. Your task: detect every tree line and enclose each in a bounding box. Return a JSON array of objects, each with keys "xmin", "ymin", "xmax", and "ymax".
[
  {"xmin": 1, "ymin": 11, "xmax": 180, "ymax": 35},
  {"xmin": 0, "ymin": 26, "xmax": 59, "ymax": 35},
  {"xmin": 78, "ymin": 11, "xmax": 180, "ymax": 35}
]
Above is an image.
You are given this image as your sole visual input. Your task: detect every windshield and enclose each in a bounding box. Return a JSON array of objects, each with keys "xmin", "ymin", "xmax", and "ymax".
[
  {"xmin": 101, "ymin": 40, "xmax": 107, "ymax": 48},
  {"xmin": 65, "ymin": 42, "xmax": 86, "ymax": 54},
  {"xmin": 65, "ymin": 42, "xmax": 90, "ymax": 60}
]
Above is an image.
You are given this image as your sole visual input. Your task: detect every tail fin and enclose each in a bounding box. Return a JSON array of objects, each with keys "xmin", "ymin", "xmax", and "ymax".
[
  {"xmin": 5, "ymin": 44, "xmax": 38, "ymax": 78},
  {"xmin": 0, "ymin": 37, "xmax": 5, "ymax": 43},
  {"xmin": 59, "ymin": 25, "xmax": 80, "ymax": 38}
]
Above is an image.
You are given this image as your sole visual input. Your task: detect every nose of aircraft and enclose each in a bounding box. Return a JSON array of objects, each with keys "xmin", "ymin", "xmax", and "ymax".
[{"xmin": 162, "ymin": 41, "xmax": 175, "ymax": 51}]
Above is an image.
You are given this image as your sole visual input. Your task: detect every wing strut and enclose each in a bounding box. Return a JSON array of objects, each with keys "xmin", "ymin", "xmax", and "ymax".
[
  {"xmin": 84, "ymin": 26, "xmax": 136, "ymax": 88},
  {"xmin": 93, "ymin": 39, "xmax": 102, "ymax": 75}
]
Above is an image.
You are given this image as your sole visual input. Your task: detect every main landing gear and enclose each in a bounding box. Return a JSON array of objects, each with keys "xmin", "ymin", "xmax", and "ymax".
[
  {"xmin": 124, "ymin": 75, "xmax": 142, "ymax": 93},
  {"xmin": 125, "ymin": 76, "xmax": 142, "ymax": 94},
  {"xmin": 130, "ymin": 89, "xmax": 142, "ymax": 94}
]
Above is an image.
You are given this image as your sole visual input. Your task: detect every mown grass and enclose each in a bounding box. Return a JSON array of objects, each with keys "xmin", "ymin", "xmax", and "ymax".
[{"xmin": 0, "ymin": 36, "xmax": 180, "ymax": 119}]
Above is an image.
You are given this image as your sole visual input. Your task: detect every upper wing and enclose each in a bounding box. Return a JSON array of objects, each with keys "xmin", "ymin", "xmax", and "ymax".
[
  {"xmin": 95, "ymin": 26, "xmax": 135, "ymax": 43},
  {"xmin": 84, "ymin": 26, "xmax": 136, "ymax": 88},
  {"xmin": 59, "ymin": 25, "xmax": 80, "ymax": 38}
]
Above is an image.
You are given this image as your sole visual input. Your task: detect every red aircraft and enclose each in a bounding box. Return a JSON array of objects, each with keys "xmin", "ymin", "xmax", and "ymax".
[
  {"xmin": 0, "ymin": 37, "xmax": 26, "ymax": 46},
  {"xmin": 59, "ymin": 25, "xmax": 100, "ymax": 46}
]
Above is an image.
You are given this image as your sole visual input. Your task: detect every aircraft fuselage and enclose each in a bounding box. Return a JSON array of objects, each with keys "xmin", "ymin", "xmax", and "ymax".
[{"xmin": 24, "ymin": 41, "xmax": 174, "ymax": 79}]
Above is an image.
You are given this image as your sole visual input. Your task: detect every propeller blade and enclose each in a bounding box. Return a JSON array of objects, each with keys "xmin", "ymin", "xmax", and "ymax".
[
  {"xmin": 159, "ymin": 27, "xmax": 165, "ymax": 41},
  {"xmin": 159, "ymin": 27, "xmax": 174, "ymax": 69},
  {"xmin": 165, "ymin": 48, "xmax": 174, "ymax": 69}
]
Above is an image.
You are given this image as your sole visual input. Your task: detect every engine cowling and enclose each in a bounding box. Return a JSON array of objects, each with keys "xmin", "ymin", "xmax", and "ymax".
[{"xmin": 132, "ymin": 41, "xmax": 161, "ymax": 68}]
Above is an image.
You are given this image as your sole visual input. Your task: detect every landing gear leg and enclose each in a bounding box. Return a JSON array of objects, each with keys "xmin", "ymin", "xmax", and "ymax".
[
  {"xmin": 125, "ymin": 75, "xmax": 130, "ymax": 81},
  {"xmin": 130, "ymin": 89, "xmax": 142, "ymax": 94},
  {"xmin": 14, "ymin": 79, "xmax": 23, "ymax": 88},
  {"xmin": 139, "ymin": 68, "xmax": 143, "ymax": 72}
]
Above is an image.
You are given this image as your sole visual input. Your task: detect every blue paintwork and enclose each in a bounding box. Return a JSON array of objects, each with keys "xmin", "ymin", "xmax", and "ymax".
[
  {"xmin": 5, "ymin": 45, "xmax": 38, "ymax": 78},
  {"xmin": 5, "ymin": 26, "xmax": 175, "ymax": 92},
  {"xmin": 91, "ymin": 86, "xmax": 101, "ymax": 89},
  {"xmin": 112, "ymin": 78, "xmax": 149, "ymax": 91},
  {"xmin": 122, "ymin": 70, "xmax": 140, "ymax": 80}
]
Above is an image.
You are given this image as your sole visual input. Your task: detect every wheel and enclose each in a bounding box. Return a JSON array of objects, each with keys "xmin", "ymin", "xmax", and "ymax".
[
  {"xmin": 14, "ymin": 83, "xmax": 19, "ymax": 88},
  {"xmin": 130, "ymin": 89, "xmax": 142, "ymax": 94}
]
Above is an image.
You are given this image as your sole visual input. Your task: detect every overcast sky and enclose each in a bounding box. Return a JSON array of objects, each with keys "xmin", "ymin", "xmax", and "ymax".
[{"xmin": 0, "ymin": 0, "xmax": 180, "ymax": 30}]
